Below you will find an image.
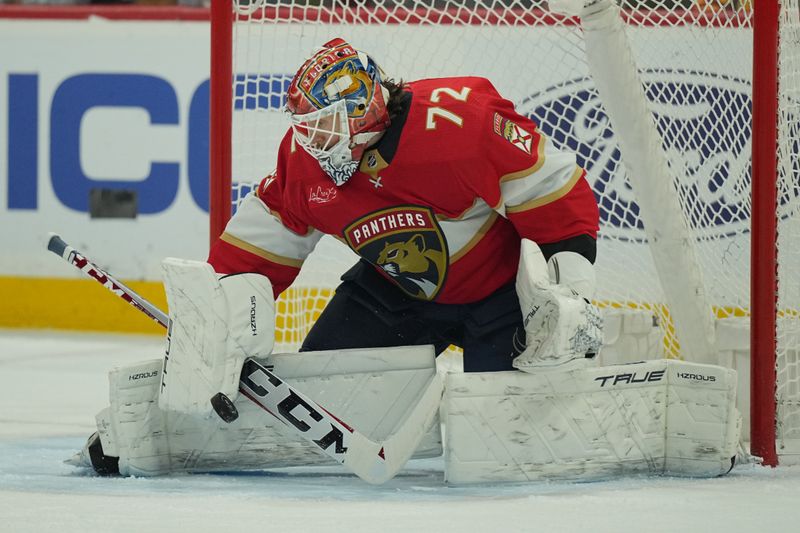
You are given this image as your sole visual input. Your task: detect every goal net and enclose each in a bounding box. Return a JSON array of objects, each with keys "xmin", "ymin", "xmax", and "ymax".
[{"xmin": 210, "ymin": 0, "xmax": 800, "ymax": 464}]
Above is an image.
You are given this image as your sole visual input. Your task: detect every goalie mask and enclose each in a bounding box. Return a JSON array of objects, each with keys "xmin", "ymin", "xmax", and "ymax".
[{"xmin": 286, "ymin": 38, "xmax": 391, "ymax": 186}]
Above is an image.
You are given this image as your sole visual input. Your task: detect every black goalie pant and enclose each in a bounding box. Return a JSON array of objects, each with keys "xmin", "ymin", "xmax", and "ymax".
[{"xmin": 300, "ymin": 260, "xmax": 524, "ymax": 372}]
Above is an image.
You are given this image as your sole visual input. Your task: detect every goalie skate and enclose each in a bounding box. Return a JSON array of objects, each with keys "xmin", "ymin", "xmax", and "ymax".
[{"xmin": 66, "ymin": 432, "xmax": 119, "ymax": 476}]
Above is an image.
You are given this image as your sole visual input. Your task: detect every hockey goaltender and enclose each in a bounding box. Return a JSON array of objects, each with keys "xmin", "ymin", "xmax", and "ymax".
[{"xmin": 68, "ymin": 33, "xmax": 741, "ymax": 484}]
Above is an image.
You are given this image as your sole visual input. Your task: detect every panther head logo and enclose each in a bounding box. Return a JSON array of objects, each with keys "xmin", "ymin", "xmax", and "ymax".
[
  {"xmin": 376, "ymin": 234, "xmax": 446, "ymax": 299},
  {"xmin": 345, "ymin": 207, "xmax": 449, "ymax": 301}
]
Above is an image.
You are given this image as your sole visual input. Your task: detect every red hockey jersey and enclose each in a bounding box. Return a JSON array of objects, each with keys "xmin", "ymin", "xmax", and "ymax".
[{"xmin": 209, "ymin": 76, "xmax": 598, "ymax": 304}]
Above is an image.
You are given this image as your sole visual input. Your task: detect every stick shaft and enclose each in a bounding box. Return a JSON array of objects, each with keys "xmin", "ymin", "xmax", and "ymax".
[{"xmin": 46, "ymin": 233, "xmax": 169, "ymax": 328}]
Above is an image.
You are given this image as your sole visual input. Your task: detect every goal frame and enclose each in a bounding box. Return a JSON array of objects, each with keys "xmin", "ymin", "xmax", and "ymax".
[
  {"xmin": 750, "ymin": 0, "xmax": 779, "ymax": 466},
  {"xmin": 208, "ymin": 0, "xmax": 784, "ymax": 466}
]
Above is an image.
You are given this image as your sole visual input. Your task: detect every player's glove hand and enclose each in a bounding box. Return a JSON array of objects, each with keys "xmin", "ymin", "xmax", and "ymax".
[{"xmin": 514, "ymin": 239, "xmax": 603, "ymax": 372}]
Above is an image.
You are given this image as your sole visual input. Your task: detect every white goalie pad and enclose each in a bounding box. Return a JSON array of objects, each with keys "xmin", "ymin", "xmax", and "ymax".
[
  {"xmin": 443, "ymin": 359, "xmax": 741, "ymax": 484},
  {"xmin": 96, "ymin": 345, "xmax": 442, "ymax": 476},
  {"xmin": 158, "ymin": 258, "xmax": 275, "ymax": 416}
]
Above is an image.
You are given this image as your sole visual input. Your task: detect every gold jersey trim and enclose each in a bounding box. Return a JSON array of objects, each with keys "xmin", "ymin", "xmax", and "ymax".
[
  {"xmin": 498, "ymin": 132, "xmax": 547, "ymax": 185},
  {"xmin": 505, "ymin": 166, "xmax": 584, "ymax": 214},
  {"xmin": 220, "ymin": 232, "xmax": 304, "ymax": 268},
  {"xmin": 449, "ymin": 211, "xmax": 499, "ymax": 263},
  {"xmin": 359, "ymin": 148, "xmax": 390, "ymax": 179}
]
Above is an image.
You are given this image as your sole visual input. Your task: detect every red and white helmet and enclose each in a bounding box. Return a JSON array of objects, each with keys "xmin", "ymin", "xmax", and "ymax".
[{"xmin": 285, "ymin": 38, "xmax": 391, "ymax": 186}]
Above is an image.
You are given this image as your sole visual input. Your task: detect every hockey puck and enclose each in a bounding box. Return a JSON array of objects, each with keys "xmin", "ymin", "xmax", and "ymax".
[{"xmin": 210, "ymin": 392, "xmax": 239, "ymax": 423}]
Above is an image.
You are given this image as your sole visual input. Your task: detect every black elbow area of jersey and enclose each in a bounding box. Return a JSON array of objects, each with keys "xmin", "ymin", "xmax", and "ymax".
[{"xmin": 538, "ymin": 234, "xmax": 597, "ymax": 264}]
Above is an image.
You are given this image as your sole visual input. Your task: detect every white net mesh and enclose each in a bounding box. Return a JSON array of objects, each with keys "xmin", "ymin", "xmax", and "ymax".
[{"xmin": 224, "ymin": 0, "xmax": 800, "ymax": 455}]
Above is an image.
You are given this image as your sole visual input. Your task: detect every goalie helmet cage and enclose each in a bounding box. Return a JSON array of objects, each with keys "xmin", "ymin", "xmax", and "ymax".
[{"xmin": 209, "ymin": 0, "xmax": 800, "ymax": 466}]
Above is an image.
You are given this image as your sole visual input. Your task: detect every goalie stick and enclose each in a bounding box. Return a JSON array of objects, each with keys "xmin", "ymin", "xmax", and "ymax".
[{"xmin": 46, "ymin": 233, "xmax": 442, "ymax": 484}]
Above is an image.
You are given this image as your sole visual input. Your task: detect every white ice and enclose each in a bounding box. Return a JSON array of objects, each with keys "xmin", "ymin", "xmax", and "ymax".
[{"xmin": 1, "ymin": 330, "xmax": 799, "ymax": 533}]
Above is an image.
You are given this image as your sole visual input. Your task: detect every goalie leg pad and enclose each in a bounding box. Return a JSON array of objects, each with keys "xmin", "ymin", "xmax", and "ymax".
[
  {"xmin": 92, "ymin": 346, "xmax": 443, "ymax": 476},
  {"xmin": 159, "ymin": 258, "xmax": 275, "ymax": 417},
  {"xmin": 442, "ymin": 359, "xmax": 741, "ymax": 484}
]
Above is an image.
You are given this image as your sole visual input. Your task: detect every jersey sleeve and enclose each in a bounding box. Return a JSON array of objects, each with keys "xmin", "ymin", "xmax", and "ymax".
[
  {"xmin": 207, "ymin": 133, "xmax": 323, "ymax": 298},
  {"xmin": 467, "ymin": 88, "xmax": 599, "ymax": 244}
]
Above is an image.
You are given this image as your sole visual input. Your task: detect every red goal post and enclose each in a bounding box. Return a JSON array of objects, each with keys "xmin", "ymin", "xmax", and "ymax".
[{"xmin": 209, "ymin": 0, "xmax": 800, "ymax": 466}]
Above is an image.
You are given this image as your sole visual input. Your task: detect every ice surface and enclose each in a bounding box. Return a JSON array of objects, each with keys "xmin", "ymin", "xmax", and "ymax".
[{"xmin": 2, "ymin": 330, "xmax": 799, "ymax": 533}]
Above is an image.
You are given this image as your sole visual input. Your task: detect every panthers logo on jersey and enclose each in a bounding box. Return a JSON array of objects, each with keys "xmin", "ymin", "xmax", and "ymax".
[{"xmin": 344, "ymin": 206, "xmax": 449, "ymax": 301}]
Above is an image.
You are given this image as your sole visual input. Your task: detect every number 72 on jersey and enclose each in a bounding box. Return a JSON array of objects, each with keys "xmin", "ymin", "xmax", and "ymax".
[{"xmin": 425, "ymin": 87, "xmax": 471, "ymax": 129}]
